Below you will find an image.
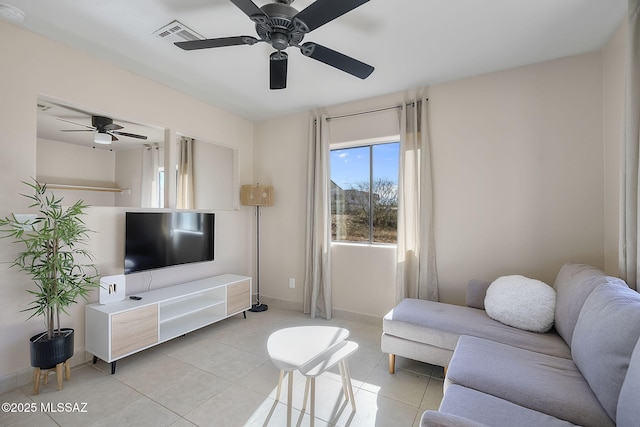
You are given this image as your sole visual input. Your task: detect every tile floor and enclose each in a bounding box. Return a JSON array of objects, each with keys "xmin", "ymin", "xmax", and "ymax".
[{"xmin": 0, "ymin": 307, "xmax": 443, "ymax": 426}]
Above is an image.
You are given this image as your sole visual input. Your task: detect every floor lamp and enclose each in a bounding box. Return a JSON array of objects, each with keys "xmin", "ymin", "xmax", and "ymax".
[{"xmin": 241, "ymin": 184, "xmax": 274, "ymax": 312}]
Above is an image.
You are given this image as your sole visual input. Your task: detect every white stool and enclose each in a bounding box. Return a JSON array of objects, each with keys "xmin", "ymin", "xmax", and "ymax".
[
  {"xmin": 267, "ymin": 326, "xmax": 349, "ymax": 427},
  {"xmin": 299, "ymin": 340, "xmax": 358, "ymax": 427}
]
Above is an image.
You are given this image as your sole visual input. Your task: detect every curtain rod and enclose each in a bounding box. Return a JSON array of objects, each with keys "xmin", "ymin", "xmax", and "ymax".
[{"xmin": 326, "ymin": 98, "xmax": 427, "ymax": 121}]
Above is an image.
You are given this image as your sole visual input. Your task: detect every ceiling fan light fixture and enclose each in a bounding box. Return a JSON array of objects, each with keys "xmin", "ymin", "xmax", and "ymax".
[{"xmin": 94, "ymin": 132, "xmax": 112, "ymax": 144}]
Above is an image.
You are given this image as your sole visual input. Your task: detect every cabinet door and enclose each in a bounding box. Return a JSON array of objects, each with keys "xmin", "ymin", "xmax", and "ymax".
[
  {"xmin": 227, "ymin": 280, "xmax": 251, "ymax": 315},
  {"xmin": 111, "ymin": 304, "xmax": 158, "ymax": 359}
]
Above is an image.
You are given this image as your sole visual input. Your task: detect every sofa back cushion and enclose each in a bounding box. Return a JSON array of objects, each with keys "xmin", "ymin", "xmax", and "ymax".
[
  {"xmin": 466, "ymin": 279, "xmax": 491, "ymax": 310},
  {"xmin": 571, "ymin": 282, "xmax": 640, "ymax": 422},
  {"xmin": 553, "ymin": 262, "xmax": 625, "ymax": 344},
  {"xmin": 616, "ymin": 337, "xmax": 640, "ymax": 427}
]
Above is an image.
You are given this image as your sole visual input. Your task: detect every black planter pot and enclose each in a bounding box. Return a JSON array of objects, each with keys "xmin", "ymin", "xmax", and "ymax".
[{"xmin": 30, "ymin": 328, "xmax": 74, "ymax": 369}]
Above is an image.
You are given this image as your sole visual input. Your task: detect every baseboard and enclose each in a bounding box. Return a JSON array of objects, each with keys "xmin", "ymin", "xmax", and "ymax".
[{"xmin": 258, "ymin": 295, "xmax": 383, "ymax": 326}]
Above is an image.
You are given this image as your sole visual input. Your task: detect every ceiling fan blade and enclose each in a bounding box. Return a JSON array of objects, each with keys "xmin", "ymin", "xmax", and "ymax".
[
  {"xmin": 103, "ymin": 123, "xmax": 123, "ymax": 131},
  {"xmin": 60, "ymin": 129, "xmax": 93, "ymax": 132},
  {"xmin": 228, "ymin": 0, "xmax": 269, "ymax": 24},
  {"xmin": 294, "ymin": 0, "xmax": 369, "ymax": 33},
  {"xmin": 270, "ymin": 51, "xmax": 288, "ymax": 90},
  {"xmin": 299, "ymin": 42, "xmax": 374, "ymax": 79},
  {"xmin": 111, "ymin": 131, "xmax": 148, "ymax": 140},
  {"xmin": 175, "ymin": 36, "xmax": 258, "ymax": 51},
  {"xmin": 56, "ymin": 117, "xmax": 95, "ymax": 130}
]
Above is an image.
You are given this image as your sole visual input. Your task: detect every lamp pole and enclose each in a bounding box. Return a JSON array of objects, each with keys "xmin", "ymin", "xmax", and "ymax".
[{"xmin": 249, "ymin": 204, "xmax": 267, "ymax": 312}]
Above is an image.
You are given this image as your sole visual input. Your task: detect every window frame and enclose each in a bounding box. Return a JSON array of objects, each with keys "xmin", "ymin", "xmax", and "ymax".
[{"xmin": 330, "ymin": 135, "xmax": 400, "ymax": 246}]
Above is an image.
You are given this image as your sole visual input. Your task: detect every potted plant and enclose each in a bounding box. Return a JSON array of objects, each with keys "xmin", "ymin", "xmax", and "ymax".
[{"xmin": 0, "ymin": 180, "xmax": 99, "ymax": 373}]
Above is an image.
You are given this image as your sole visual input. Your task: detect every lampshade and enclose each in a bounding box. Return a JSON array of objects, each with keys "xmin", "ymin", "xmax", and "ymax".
[
  {"xmin": 240, "ymin": 184, "xmax": 274, "ymax": 206},
  {"xmin": 94, "ymin": 132, "xmax": 112, "ymax": 144}
]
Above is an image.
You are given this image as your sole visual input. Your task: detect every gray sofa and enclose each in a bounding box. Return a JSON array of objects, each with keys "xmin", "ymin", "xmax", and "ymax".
[{"xmin": 381, "ymin": 262, "xmax": 640, "ymax": 426}]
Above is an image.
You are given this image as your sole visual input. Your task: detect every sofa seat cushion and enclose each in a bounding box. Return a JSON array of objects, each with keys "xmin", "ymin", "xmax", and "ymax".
[
  {"xmin": 383, "ymin": 298, "xmax": 570, "ymax": 358},
  {"xmin": 446, "ymin": 335, "xmax": 614, "ymax": 427},
  {"xmin": 435, "ymin": 385, "xmax": 578, "ymax": 427}
]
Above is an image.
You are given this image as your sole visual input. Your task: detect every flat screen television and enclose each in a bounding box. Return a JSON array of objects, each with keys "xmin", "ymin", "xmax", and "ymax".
[{"xmin": 124, "ymin": 211, "xmax": 214, "ymax": 275}]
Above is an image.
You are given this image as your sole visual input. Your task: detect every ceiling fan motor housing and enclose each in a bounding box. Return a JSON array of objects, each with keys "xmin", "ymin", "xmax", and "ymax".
[
  {"xmin": 91, "ymin": 116, "xmax": 114, "ymax": 129},
  {"xmin": 255, "ymin": 3, "xmax": 304, "ymax": 50}
]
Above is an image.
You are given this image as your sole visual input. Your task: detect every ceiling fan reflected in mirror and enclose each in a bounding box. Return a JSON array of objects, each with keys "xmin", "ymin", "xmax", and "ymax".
[
  {"xmin": 59, "ymin": 116, "xmax": 148, "ymax": 148},
  {"xmin": 174, "ymin": 0, "xmax": 374, "ymax": 89}
]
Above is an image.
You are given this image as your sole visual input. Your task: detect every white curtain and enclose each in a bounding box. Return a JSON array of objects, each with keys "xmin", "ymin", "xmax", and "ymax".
[
  {"xmin": 620, "ymin": 0, "xmax": 640, "ymax": 291},
  {"xmin": 303, "ymin": 115, "xmax": 332, "ymax": 319},
  {"xmin": 395, "ymin": 97, "xmax": 439, "ymax": 302},
  {"xmin": 141, "ymin": 143, "xmax": 160, "ymax": 208},
  {"xmin": 177, "ymin": 137, "xmax": 194, "ymax": 209}
]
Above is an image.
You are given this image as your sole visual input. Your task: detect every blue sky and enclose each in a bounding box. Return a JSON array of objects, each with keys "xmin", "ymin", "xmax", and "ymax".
[{"xmin": 330, "ymin": 142, "xmax": 399, "ymax": 190}]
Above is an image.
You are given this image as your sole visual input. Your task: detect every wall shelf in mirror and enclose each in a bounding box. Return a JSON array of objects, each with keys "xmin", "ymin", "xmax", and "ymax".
[{"xmin": 43, "ymin": 183, "xmax": 131, "ymax": 194}]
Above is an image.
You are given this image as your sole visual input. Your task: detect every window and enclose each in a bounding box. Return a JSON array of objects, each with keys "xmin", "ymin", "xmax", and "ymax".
[{"xmin": 330, "ymin": 141, "xmax": 399, "ymax": 244}]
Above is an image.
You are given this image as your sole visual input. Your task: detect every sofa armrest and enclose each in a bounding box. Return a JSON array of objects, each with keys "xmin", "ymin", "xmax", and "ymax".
[
  {"xmin": 466, "ymin": 279, "xmax": 491, "ymax": 310},
  {"xmin": 420, "ymin": 411, "xmax": 489, "ymax": 427}
]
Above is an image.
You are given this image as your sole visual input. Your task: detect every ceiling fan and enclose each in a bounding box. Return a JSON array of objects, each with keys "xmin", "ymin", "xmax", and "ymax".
[
  {"xmin": 59, "ymin": 116, "xmax": 148, "ymax": 147},
  {"xmin": 174, "ymin": 0, "xmax": 374, "ymax": 89}
]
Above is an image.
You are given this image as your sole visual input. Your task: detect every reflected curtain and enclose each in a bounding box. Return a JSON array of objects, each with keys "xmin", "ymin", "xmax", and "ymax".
[
  {"xmin": 141, "ymin": 143, "xmax": 160, "ymax": 208},
  {"xmin": 303, "ymin": 114, "xmax": 332, "ymax": 319},
  {"xmin": 177, "ymin": 137, "xmax": 194, "ymax": 209},
  {"xmin": 395, "ymin": 96, "xmax": 439, "ymax": 302},
  {"xmin": 620, "ymin": 0, "xmax": 640, "ymax": 291}
]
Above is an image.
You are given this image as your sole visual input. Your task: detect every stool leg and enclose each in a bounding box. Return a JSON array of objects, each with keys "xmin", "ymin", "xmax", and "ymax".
[
  {"xmin": 275, "ymin": 370, "xmax": 284, "ymax": 401},
  {"xmin": 301, "ymin": 377, "xmax": 310, "ymax": 413},
  {"xmin": 338, "ymin": 362, "xmax": 349, "ymax": 401},
  {"xmin": 33, "ymin": 368, "xmax": 41, "ymax": 395},
  {"xmin": 340, "ymin": 360, "xmax": 356, "ymax": 411},
  {"xmin": 310, "ymin": 377, "xmax": 315, "ymax": 427},
  {"xmin": 56, "ymin": 363, "xmax": 63, "ymax": 391},
  {"xmin": 286, "ymin": 371, "xmax": 293, "ymax": 427}
]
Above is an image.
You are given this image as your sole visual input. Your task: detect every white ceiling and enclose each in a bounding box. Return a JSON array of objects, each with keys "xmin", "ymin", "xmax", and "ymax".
[{"xmin": 5, "ymin": 0, "xmax": 628, "ymax": 122}]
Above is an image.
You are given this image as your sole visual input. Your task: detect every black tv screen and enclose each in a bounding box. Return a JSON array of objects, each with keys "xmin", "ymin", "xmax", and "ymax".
[{"xmin": 124, "ymin": 212, "xmax": 214, "ymax": 275}]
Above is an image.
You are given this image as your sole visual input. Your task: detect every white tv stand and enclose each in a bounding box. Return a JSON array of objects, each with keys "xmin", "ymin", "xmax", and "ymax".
[{"xmin": 85, "ymin": 274, "xmax": 251, "ymax": 374}]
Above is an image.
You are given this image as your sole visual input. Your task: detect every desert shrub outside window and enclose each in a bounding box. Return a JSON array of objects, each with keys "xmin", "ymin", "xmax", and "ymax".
[{"xmin": 330, "ymin": 141, "xmax": 399, "ymax": 244}]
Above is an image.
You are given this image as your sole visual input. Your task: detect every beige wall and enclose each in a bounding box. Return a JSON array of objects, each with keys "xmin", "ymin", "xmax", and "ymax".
[
  {"xmin": 0, "ymin": 21, "xmax": 254, "ymax": 384},
  {"xmin": 429, "ymin": 52, "xmax": 604, "ymax": 304},
  {"xmin": 603, "ymin": 21, "xmax": 627, "ymax": 275},
  {"xmin": 255, "ymin": 51, "xmax": 605, "ymax": 314}
]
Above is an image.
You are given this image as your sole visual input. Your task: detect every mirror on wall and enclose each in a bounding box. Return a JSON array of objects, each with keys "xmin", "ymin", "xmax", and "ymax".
[
  {"xmin": 36, "ymin": 97, "xmax": 166, "ymax": 208},
  {"xmin": 176, "ymin": 135, "xmax": 238, "ymax": 211},
  {"xmin": 36, "ymin": 98, "xmax": 239, "ymax": 210}
]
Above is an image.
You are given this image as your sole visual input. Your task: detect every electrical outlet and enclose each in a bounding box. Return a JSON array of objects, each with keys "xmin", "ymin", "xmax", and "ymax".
[{"xmin": 289, "ymin": 278, "xmax": 295, "ymax": 289}]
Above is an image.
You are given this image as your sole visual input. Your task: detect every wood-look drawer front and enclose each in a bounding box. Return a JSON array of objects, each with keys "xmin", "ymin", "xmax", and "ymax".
[
  {"xmin": 111, "ymin": 304, "xmax": 158, "ymax": 358},
  {"xmin": 227, "ymin": 280, "xmax": 251, "ymax": 315}
]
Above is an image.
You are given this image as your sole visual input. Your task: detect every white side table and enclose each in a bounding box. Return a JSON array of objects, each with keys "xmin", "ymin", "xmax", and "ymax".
[{"xmin": 267, "ymin": 326, "xmax": 349, "ymax": 426}]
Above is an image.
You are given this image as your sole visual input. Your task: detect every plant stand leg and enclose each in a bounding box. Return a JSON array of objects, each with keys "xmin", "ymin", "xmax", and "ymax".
[
  {"xmin": 33, "ymin": 368, "xmax": 41, "ymax": 395},
  {"xmin": 56, "ymin": 363, "xmax": 63, "ymax": 391},
  {"xmin": 64, "ymin": 359, "xmax": 71, "ymax": 381}
]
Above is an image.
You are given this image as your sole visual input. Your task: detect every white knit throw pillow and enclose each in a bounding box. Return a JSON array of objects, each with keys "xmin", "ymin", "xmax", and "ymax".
[{"xmin": 484, "ymin": 275, "xmax": 556, "ymax": 333}]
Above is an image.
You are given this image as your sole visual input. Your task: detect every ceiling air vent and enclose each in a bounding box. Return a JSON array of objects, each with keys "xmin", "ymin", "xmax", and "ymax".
[{"xmin": 153, "ymin": 20, "xmax": 203, "ymax": 44}]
